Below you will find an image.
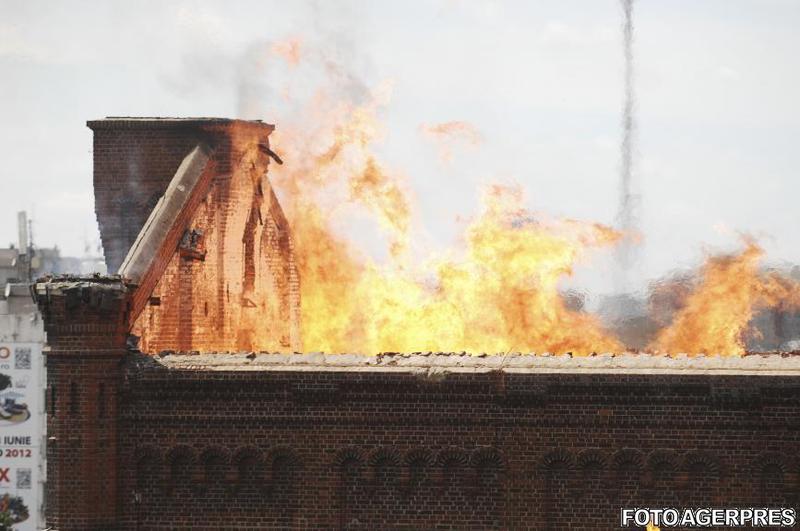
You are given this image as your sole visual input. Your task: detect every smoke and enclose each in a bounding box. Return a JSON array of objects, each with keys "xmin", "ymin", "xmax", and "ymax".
[
  {"xmin": 419, "ymin": 121, "xmax": 483, "ymax": 164},
  {"xmin": 234, "ymin": 2, "xmax": 371, "ymax": 121},
  {"xmin": 614, "ymin": 0, "xmax": 639, "ymax": 293}
]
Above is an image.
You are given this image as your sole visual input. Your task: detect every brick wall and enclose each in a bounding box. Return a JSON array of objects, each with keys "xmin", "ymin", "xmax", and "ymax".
[
  {"xmin": 40, "ymin": 117, "xmax": 798, "ymax": 530},
  {"xmin": 89, "ymin": 118, "xmax": 301, "ymax": 352},
  {"xmin": 34, "ymin": 278, "xmax": 130, "ymax": 530},
  {"xmin": 89, "ymin": 120, "xmax": 209, "ymax": 273},
  {"xmin": 114, "ymin": 354, "xmax": 800, "ymax": 530}
]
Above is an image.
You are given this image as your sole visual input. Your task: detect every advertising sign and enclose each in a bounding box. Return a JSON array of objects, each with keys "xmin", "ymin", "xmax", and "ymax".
[{"xmin": 0, "ymin": 343, "xmax": 44, "ymax": 530}]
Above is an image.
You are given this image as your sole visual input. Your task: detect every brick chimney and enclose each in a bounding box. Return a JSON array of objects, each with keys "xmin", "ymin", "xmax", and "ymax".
[{"xmin": 34, "ymin": 277, "xmax": 130, "ymax": 529}]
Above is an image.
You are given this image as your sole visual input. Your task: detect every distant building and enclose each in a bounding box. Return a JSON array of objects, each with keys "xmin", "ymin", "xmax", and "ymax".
[
  {"xmin": 1, "ymin": 211, "xmax": 106, "ymax": 286},
  {"xmin": 0, "ymin": 213, "xmax": 103, "ymax": 531}
]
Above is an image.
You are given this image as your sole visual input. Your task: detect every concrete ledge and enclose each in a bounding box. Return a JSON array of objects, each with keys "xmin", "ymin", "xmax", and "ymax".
[
  {"xmin": 141, "ymin": 351, "xmax": 800, "ymax": 375},
  {"xmin": 87, "ymin": 117, "xmax": 274, "ymax": 131}
]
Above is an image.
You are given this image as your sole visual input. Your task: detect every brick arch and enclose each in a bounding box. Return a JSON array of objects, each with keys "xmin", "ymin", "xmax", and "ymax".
[
  {"xmin": 612, "ymin": 448, "xmax": 644, "ymax": 471},
  {"xmin": 471, "ymin": 447, "xmax": 504, "ymax": 489},
  {"xmin": 471, "ymin": 447, "xmax": 504, "ymax": 469},
  {"xmin": 199, "ymin": 447, "xmax": 229, "ymax": 463},
  {"xmin": 265, "ymin": 446, "xmax": 302, "ymax": 472},
  {"xmin": 647, "ymin": 449, "xmax": 679, "ymax": 473},
  {"xmin": 437, "ymin": 447, "xmax": 469, "ymax": 467},
  {"xmin": 405, "ymin": 448, "xmax": 434, "ymax": 489},
  {"xmin": 232, "ymin": 446, "xmax": 264, "ymax": 497},
  {"xmin": 541, "ymin": 448, "xmax": 575, "ymax": 530},
  {"xmin": 135, "ymin": 445, "xmax": 163, "ymax": 492},
  {"xmin": 683, "ymin": 450, "xmax": 722, "ymax": 477},
  {"xmin": 135, "ymin": 445, "xmax": 163, "ymax": 466},
  {"xmin": 335, "ymin": 446, "xmax": 365, "ymax": 479},
  {"xmin": 753, "ymin": 451, "xmax": 789, "ymax": 476},
  {"xmin": 368, "ymin": 447, "xmax": 401, "ymax": 483},
  {"xmin": 264, "ymin": 447, "xmax": 301, "ymax": 510},
  {"xmin": 645, "ymin": 449, "xmax": 680, "ymax": 505},
  {"xmin": 368, "ymin": 447, "xmax": 401, "ymax": 468},
  {"xmin": 405, "ymin": 448, "xmax": 434, "ymax": 467},
  {"xmin": 576, "ymin": 449, "xmax": 607, "ymax": 472},
  {"xmin": 199, "ymin": 447, "xmax": 230, "ymax": 484},
  {"xmin": 165, "ymin": 445, "xmax": 196, "ymax": 494},
  {"xmin": 541, "ymin": 448, "xmax": 575, "ymax": 471},
  {"xmin": 680, "ymin": 450, "xmax": 722, "ymax": 507},
  {"xmin": 437, "ymin": 448, "xmax": 469, "ymax": 488},
  {"xmin": 335, "ymin": 447, "xmax": 366, "ymax": 528},
  {"xmin": 754, "ymin": 451, "xmax": 790, "ymax": 505},
  {"xmin": 166, "ymin": 445, "xmax": 196, "ymax": 471},
  {"xmin": 334, "ymin": 446, "xmax": 363, "ymax": 466},
  {"xmin": 611, "ymin": 448, "xmax": 645, "ymax": 509},
  {"xmin": 234, "ymin": 446, "xmax": 263, "ymax": 469}
]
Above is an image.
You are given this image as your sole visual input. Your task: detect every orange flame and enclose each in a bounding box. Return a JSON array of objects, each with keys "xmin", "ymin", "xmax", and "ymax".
[
  {"xmin": 265, "ymin": 41, "xmax": 625, "ymax": 355},
  {"xmin": 649, "ymin": 239, "xmax": 800, "ymax": 356},
  {"xmin": 341, "ymin": 185, "xmax": 623, "ymax": 354},
  {"xmin": 275, "ymin": 111, "xmax": 622, "ymax": 354},
  {"xmin": 270, "ymin": 38, "xmax": 302, "ymax": 66},
  {"xmin": 258, "ymin": 40, "xmax": 800, "ymax": 357},
  {"xmin": 420, "ymin": 120, "xmax": 482, "ymax": 163}
]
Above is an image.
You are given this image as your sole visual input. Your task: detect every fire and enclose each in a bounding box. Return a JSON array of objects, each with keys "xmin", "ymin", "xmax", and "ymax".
[
  {"xmin": 649, "ymin": 239, "xmax": 800, "ymax": 356},
  {"xmin": 294, "ymin": 184, "xmax": 621, "ymax": 354},
  {"xmin": 342, "ymin": 185, "xmax": 623, "ymax": 354},
  {"xmin": 275, "ymin": 112, "xmax": 622, "ymax": 354},
  {"xmin": 270, "ymin": 38, "xmax": 302, "ymax": 66},
  {"xmin": 243, "ymin": 38, "xmax": 800, "ymax": 357},
  {"xmin": 420, "ymin": 120, "xmax": 482, "ymax": 163},
  {"xmin": 259, "ymin": 39, "xmax": 626, "ymax": 355}
]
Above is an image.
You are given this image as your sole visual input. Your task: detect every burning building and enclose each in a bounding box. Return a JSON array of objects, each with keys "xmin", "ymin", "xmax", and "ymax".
[{"xmin": 35, "ymin": 118, "xmax": 800, "ymax": 530}]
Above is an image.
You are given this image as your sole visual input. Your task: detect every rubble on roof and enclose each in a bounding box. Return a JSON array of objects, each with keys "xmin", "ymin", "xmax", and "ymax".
[{"xmin": 132, "ymin": 350, "xmax": 800, "ymax": 375}]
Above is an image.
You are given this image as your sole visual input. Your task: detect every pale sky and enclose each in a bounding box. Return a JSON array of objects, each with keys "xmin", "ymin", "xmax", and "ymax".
[{"xmin": 1, "ymin": 0, "xmax": 799, "ymax": 297}]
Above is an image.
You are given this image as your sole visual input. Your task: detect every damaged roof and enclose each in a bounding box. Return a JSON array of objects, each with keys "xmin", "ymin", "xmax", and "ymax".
[
  {"xmin": 87, "ymin": 117, "xmax": 274, "ymax": 130},
  {"xmin": 138, "ymin": 351, "xmax": 800, "ymax": 376}
]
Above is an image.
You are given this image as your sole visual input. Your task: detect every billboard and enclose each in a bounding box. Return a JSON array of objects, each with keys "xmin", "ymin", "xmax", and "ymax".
[{"xmin": 0, "ymin": 343, "xmax": 44, "ymax": 530}]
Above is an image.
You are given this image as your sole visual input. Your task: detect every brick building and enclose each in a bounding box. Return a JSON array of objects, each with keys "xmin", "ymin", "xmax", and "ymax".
[
  {"xmin": 88, "ymin": 118, "xmax": 300, "ymax": 353},
  {"xmin": 34, "ymin": 118, "xmax": 800, "ymax": 530}
]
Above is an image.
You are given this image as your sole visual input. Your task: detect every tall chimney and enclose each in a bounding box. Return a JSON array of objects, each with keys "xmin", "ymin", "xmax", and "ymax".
[{"xmin": 17, "ymin": 211, "xmax": 28, "ymax": 255}]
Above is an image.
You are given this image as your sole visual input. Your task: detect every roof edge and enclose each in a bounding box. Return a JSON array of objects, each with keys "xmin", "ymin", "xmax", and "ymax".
[
  {"xmin": 134, "ymin": 351, "xmax": 800, "ymax": 376},
  {"xmin": 86, "ymin": 117, "xmax": 275, "ymax": 131}
]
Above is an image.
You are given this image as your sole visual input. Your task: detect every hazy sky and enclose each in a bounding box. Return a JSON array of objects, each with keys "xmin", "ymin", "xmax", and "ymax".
[{"xmin": 1, "ymin": 0, "xmax": 799, "ymax": 296}]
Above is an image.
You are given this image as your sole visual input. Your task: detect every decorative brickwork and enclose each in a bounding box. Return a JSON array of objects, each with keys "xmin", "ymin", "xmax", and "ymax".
[
  {"xmin": 34, "ymin": 278, "xmax": 130, "ymax": 531},
  {"xmin": 108, "ymin": 353, "xmax": 800, "ymax": 530},
  {"xmin": 33, "ymin": 278, "xmax": 800, "ymax": 530}
]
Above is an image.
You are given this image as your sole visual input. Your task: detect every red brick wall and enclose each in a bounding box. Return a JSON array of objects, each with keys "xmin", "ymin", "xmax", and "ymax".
[
  {"xmin": 35, "ymin": 279, "xmax": 130, "ymax": 530},
  {"xmin": 126, "ymin": 125, "xmax": 300, "ymax": 352},
  {"xmin": 89, "ymin": 120, "xmax": 209, "ymax": 273},
  {"xmin": 116, "ymin": 361, "xmax": 800, "ymax": 530},
  {"xmin": 89, "ymin": 118, "xmax": 301, "ymax": 352}
]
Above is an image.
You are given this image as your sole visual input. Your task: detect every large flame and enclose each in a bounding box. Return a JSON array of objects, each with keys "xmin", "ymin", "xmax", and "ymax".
[
  {"xmin": 649, "ymin": 240, "xmax": 800, "ymax": 356},
  {"xmin": 248, "ymin": 39, "xmax": 800, "ymax": 357},
  {"xmin": 270, "ymin": 85, "xmax": 622, "ymax": 354},
  {"xmin": 289, "ymin": 185, "xmax": 622, "ymax": 354}
]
